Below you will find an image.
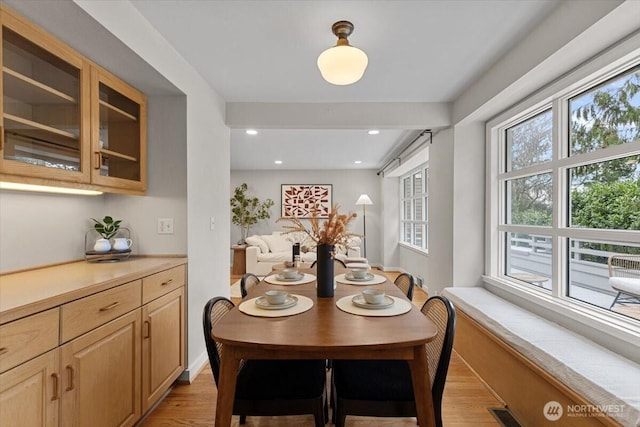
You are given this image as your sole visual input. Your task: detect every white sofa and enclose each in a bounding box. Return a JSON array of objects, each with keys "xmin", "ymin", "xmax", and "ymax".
[{"xmin": 245, "ymin": 231, "xmax": 363, "ymax": 275}]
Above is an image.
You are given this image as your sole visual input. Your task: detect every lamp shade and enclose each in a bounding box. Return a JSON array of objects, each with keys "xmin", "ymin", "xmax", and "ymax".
[
  {"xmin": 355, "ymin": 194, "xmax": 373, "ymax": 205},
  {"xmin": 317, "ymin": 45, "xmax": 368, "ymax": 85}
]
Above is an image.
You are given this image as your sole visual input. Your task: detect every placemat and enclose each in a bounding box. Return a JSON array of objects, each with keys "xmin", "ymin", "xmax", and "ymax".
[
  {"xmin": 264, "ymin": 273, "xmax": 316, "ymax": 285},
  {"xmin": 239, "ymin": 294, "xmax": 313, "ymax": 317},
  {"xmin": 334, "ymin": 273, "xmax": 387, "ymax": 286},
  {"xmin": 336, "ymin": 295, "xmax": 412, "ymax": 317}
]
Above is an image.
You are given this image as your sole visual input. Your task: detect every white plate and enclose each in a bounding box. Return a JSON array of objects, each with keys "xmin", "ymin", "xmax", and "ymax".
[
  {"xmin": 255, "ymin": 295, "xmax": 298, "ymax": 310},
  {"xmin": 276, "ymin": 273, "xmax": 305, "ymax": 282},
  {"xmin": 351, "ymin": 294, "xmax": 394, "ymax": 309},
  {"xmin": 345, "ymin": 272, "xmax": 374, "ymax": 282}
]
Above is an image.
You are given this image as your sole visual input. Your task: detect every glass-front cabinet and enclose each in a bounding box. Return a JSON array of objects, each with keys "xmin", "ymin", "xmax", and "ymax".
[
  {"xmin": 0, "ymin": 5, "xmax": 147, "ymax": 194},
  {"xmin": 0, "ymin": 10, "xmax": 90, "ymax": 182},
  {"xmin": 91, "ymin": 68, "xmax": 146, "ymax": 192}
]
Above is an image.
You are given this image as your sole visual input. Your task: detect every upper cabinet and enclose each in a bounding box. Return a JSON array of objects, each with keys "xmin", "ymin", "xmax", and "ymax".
[
  {"xmin": 91, "ymin": 68, "xmax": 146, "ymax": 192},
  {"xmin": 0, "ymin": 5, "xmax": 147, "ymax": 194}
]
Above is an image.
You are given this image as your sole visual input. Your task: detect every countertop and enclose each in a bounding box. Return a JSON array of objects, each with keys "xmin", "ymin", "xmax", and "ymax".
[{"xmin": 0, "ymin": 256, "xmax": 187, "ymax": 324}]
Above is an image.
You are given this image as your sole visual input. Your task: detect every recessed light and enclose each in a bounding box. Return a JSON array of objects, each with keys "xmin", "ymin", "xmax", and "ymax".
[
  {"xmin": 274, "ymin": 160, "xmax": 283, "ymax": 165},
  {"xmin": 354, "ymin": 160, "xmax": 362, "ymax": 164},
  {"xmin": 246, "ymin": 129, "xmax": 258, "ymax": 135},
  {"xmin": 368, "ymin": 129, "xmax": 379, "ymax": 135}
]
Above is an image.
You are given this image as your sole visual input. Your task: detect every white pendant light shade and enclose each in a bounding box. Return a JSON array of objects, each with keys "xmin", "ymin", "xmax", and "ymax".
[
  {"xmin": 317, "ymin": 45, "xmax": 368, "ymax": 85},
  {"xmin": 317, "ymin": 21, "xmax": 368, "ymax": 85}
]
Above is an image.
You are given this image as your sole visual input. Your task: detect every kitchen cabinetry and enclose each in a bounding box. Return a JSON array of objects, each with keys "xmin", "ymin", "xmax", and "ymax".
[
  {"xmin": 0, "ymin": 258, "xmax": 186, "ymax": 426},
  {"xmin": 0, "ymin": 5, "xmax": 147, "ymax": 194}
]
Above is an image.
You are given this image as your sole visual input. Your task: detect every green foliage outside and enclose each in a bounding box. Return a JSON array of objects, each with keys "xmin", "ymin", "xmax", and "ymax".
[
  {"xmin": 571, "ymin": 181, "xmax": 640, "ymax": 230},
  {"xmin": 230, "ymin": 183, "xmax": 274, "ymax": 243}
]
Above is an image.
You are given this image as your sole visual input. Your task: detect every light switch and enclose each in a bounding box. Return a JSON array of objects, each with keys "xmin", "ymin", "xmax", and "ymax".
[{"xmin": 158, "ymin": 218, "xmax": 174, "ymax": 234}]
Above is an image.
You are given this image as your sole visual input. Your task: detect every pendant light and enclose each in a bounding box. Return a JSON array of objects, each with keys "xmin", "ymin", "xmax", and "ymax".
[{"xmin": 317, "ymin": 21, "xmax": 368, "ymax": 85}]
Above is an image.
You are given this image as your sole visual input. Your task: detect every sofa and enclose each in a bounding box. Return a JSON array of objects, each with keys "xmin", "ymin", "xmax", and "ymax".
[{"xmin": 245, "ymin": 231, "xmax": 364, "ymax": 275}]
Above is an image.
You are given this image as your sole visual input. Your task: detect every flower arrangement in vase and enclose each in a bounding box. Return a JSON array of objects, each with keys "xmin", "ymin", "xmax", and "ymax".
[{"xmin": 278, "ymin": 205, "xmax": 357, "ymax": 297}]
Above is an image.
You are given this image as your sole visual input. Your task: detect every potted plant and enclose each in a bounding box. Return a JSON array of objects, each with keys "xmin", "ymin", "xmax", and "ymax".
[
  {"xmin": 91, "ymin": 215, "xmax": 122, "ymax": 252},
  {"xmin": 230, "ymin": 183, "xmax": 274, "ymax": 244}
]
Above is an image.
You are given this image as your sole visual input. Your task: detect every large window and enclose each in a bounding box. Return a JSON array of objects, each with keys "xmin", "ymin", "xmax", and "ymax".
[
  {"xmin": 490, "ymin": 59, "xmax": 640, "ymax": 324},
  {"xmin": 400, "ymin": 165, "xmax": 428, "ymax": 252}
]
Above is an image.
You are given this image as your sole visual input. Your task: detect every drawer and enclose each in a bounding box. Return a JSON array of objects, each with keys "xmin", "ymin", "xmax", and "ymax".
[
  {"xmin": 0, "ymin": 308, "xmax": 59, "ymax": 373},
  {"xmin": 142, "ymin": 265, "xmax": 185, "ymax": 304},
  {"xmin": 61, "ymin": 280, "xmax": 141, "ymax": 343}
]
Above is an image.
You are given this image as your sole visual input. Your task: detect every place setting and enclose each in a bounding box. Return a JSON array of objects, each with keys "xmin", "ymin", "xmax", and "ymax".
[
  {"xmin": 336, "ymin": 289, "xmax": 413, "ymax": 317},
  {"xmin": 335, "ymin": 267, "xmax": 387, "ymax": 285},
  {"xmin": 239, "ymin": 290, "xmax": 314, "ymax": 317},
  {"xmin": 264, "ymin": 268, "xmax": 316, "ymax": 285}
]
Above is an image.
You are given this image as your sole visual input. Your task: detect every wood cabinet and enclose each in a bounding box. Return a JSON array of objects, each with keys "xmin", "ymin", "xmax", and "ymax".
[
  {"xmin": 0, "ymin": 258, "xmax": 186, "ymax": 426},
  {"xmin": 60, "ymin": 309, "xmax": 141, "ymax": 427},
  {"xmin": 0, "ymin": 5, "xmax": 147, "ymax": 194},
  {"xmin": 0, "ymin": 349, "xmax": 59, "ymax": 427},
  {"xmin": 141, "ymin": 287, "xmax": 185, "ymax": 412}
]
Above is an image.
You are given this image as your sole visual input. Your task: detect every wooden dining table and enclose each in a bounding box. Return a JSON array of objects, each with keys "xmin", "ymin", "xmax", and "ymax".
[{"xmin": 211, "ymin": 268, "xmax": 438, "ymax": 426}]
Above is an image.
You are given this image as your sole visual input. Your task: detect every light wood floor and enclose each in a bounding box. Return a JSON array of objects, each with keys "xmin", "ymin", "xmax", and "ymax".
[{"xmin": 141, "ymin": 269, "xmax": 504, "ymax": 426}]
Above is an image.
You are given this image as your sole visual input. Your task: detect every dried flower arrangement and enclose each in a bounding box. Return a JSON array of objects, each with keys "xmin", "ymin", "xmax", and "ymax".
[{"xmin": 278, "ymin": 204, "xmax": 358, "ymax": 247}]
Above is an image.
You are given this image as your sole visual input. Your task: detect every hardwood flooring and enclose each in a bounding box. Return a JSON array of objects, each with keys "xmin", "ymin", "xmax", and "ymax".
[{"xmin": 140, "ymin": 269, "xmax": 504, "ymax": 426}]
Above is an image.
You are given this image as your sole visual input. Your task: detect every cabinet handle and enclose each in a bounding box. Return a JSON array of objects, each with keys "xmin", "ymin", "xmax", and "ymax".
[
  {"xmin": 161, "ymin": 279, "xmax": 173, "ymax": 286},
  {"xmin": 94, "ymin": 152, "xmax": 101, "ymax": 169},
  {"xmin": 0, "ymin": 125, "xmax": 4, "ymax": 151},
  {"xmin": 51, "ymin": 373, "xmax": 59, "ymax": 401},
  {"xmin": 143, "ymin": 320, "xmax": 151, "ymax": 339},
  {"xmin": 65, "ymin": 366, "xmax": 74, "ymax": 391},
  {"xmin": 0, "ymin": 347, "xmax": 8, "ymax": 356},
  {"xmin": 99, "ymin": 301, "xmax": 120, "ymax": 311}
]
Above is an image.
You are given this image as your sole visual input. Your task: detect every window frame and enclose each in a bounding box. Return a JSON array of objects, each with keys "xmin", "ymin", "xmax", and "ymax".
[
  {"xmin": 486, "ymin": 36, "xmax": 640, "ymax": 339},
  {"xmin": 399, "ymin": 164, "xmax": 429, "ymax": 254}
]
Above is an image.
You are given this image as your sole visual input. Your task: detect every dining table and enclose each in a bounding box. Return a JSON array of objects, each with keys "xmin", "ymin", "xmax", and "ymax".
[{"xmin": 211, "ymin": 267, "xmax": 438, "ymax": 427}]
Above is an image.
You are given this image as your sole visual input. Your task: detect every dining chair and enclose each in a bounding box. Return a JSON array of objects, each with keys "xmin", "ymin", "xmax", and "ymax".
[
  {"xmin": 310, "ymin": 258, "xmax": 347, "ymax": 268},
  {"xmin": 202, "ymin": 297, "xmax": 327, "ymax": 426},
  {"xmin": 240, "ymin": 273, "xmax": 260, "ymax": 298},
  {"xmin": 331, "ymin": 295, "xmax": 456, "ymax": 427},
  {"xmin": 394, "ymin": 273, "xmax": 415, "ymax": 300}
]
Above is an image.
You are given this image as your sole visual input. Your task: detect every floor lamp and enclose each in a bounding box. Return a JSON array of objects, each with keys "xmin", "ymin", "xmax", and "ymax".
[{"xmin": 355, "ymin": 194, "xmax": 373, "ymax": 258}]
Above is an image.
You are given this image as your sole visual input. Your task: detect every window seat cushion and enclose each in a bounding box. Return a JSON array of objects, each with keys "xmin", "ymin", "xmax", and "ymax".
[{"xmin": 441, "ymin": 286, "xmax": 640, "ymax": 427}]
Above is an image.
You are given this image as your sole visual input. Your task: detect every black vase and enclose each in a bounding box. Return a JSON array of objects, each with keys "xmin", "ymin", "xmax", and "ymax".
[{"xmin": 316, "ymin": 244, "xmax": 334, "ymax": 297}]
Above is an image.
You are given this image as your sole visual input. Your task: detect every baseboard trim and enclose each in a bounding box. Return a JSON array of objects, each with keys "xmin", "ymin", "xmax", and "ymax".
[{"xmin": 179, "ymin": 350, "xmax": 209, "ymax": 383}]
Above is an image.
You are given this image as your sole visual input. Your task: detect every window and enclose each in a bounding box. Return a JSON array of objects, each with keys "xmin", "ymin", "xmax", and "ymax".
[
  {"xmin": 489, "ymin": 59, "xmax": 640, "ymax": 324},
  {"xmin": 400, "ymin": 165, "xmax": 428, "ymax": 252}
]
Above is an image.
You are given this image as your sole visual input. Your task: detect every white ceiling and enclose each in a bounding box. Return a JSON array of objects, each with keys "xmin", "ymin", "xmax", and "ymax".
[{"xmin": 130, "ymin": 0, "xmax": 559, "ymax": 170}]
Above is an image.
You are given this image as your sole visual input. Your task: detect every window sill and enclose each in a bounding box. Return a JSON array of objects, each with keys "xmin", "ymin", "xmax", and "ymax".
[
  {"xmin": 482, "ymin": 275, "xmax": 640, "ymax": 362},
  {"xmin": 398, "ymin": 242, "xmax": 428, "ymax": 256}
]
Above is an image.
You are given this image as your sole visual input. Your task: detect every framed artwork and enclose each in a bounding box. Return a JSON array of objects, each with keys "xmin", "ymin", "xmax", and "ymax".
[{"xmin": 281, "ymin": 184, "xmax": 332, "ymax": 218}]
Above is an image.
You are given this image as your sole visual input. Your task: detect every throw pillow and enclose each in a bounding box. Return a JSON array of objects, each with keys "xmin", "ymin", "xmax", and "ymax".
[
  {"xmin": 245, "ymin": 235, "xmax": 269, "ymax": 253},
  {"xmin": 261, "ymin": 234, "xmax": 293, "ymax": 253}
]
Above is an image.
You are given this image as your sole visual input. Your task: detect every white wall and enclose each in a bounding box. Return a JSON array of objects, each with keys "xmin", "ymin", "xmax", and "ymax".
[
  {"xmin": 451, "ymin": 123, "xmax": 485, "ymax": 286},
  {"xmin": 382, "ymin": 129, "xmax": 454, "ymax": 296},
  {"xmin": 0, "ymin": 191, "xmax": 105, "ymax": 271},
  {"xmin": 104, "ymin": 95, "xmax": 188, "ymax": 256},
  {"xmin": 231, "ymin": 169, "xmax": 381, "ymax": 264}
]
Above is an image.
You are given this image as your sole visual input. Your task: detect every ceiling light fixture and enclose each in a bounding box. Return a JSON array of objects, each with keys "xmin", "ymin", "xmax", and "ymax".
[
  {"xmin": 354, "ymin": 160, "xmax": 362, "ymax": 164},
  {"xmin": 246, "ymin": 129, "xmax": 258, "ymax": 135},
  {"xmin": 317, "ymin": 20, "xmax": 368, "ymax": 85},
  {"xmin": 274, "ymin": 160, "xmax": 283, "ymax": 165},
  {"xmin": 368, "ymin": 130, "xmax": 379, "ymax": 135}
]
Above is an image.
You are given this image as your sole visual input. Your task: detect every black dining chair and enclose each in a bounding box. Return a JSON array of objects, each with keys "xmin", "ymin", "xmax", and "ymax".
[
  {"xmin": 394, "ymin": 273, "xmax": 415, "ymax": 300},
  {"xmin": 331, "ymin": 295, "xmax": 456, "ymax": 427},
  {"xmin": 240, "ymin": 273, "xmax": 260, "ymax": 298},
  {"xmin": 310, "ymin": 258, "xmax": 347, "ymax": 268},
  {"xmin": 202, "ymin": 297, "xmax": 327, "ymax": 426}
]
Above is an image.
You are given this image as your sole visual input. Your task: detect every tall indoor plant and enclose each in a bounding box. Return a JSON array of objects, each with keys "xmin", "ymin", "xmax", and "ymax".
[{"xmin": 230, "ymin": 183, "xmax": 274, "ymax": 244}]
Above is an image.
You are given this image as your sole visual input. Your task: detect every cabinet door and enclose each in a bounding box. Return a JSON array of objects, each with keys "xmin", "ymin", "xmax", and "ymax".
[
  {"xmin": 141, "ymin": 287, "xmax": 184, "ymax": 413},
  {"xmin": 90, "ymin": 66, "xmax": 146, "ymax": 193},
  {"xmin": 60, "ymin": 309, "xmax": 141, "ymax": 427},
  {"xmin": 0, "ymin": 349, "xmax": 59, "ymax": 427},
  {"xmin": 0, "ymin": 7, "xmax": 90, "ymax": 183}
]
